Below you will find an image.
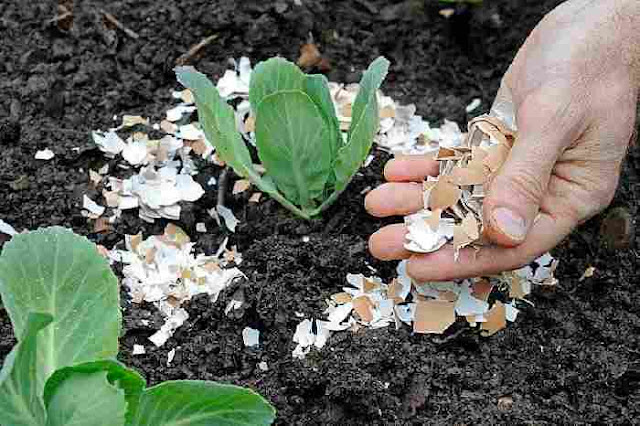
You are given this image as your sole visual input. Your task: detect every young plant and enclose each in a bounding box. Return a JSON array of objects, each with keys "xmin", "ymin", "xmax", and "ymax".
[
  {"xmin": 0, "ymin": 227, "xmax": 275, "ymax": 425},
  {"xmin": 176, "ymin": 56, "xmax": 389, "ymax": 219}
]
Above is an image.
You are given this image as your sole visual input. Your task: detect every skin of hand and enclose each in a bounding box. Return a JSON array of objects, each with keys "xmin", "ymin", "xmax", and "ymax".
[{"xmin": 365, "ymin": 0, "xmax": 640, "ymax": 281}]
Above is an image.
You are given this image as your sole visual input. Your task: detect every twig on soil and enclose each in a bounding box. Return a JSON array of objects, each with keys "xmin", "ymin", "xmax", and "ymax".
[
  {"xmin": 217, "ymin": 167, "xmax": 230, "ymax": 209},
  {"xmin": 354, "ymin": 0, "xmax": 379, "ymax": 14},
  {"xmin": 46, "ymin": 4, "xmax": 73, "ymax": 27},
  {"xmin": 39, "ymin": 126, "xmax": 92, "ymax": 135},
  {"xmin": 431, "ymin": 327, "xmax": 467, "ymax": 344},
  {"xmin": 175, "ymin": 34, "xmax": 219, "ymax": 66},
  {"xmin": 100, "ymin": 9, "xmax": 139, "ymax": 39},
  {"xmin": 46, "ymin": 11, "xmax": 72, "ymax": 25}
]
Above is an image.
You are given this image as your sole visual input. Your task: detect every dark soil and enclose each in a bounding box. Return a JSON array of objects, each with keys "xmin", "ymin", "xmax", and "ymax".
[{"xmin": 1, "ymin": 0, "xmax": 639, "ymax": 424}]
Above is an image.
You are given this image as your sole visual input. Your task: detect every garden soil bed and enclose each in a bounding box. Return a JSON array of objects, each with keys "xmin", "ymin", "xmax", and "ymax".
[{"xmin": 1, "ymin": 0, "xmax": 639, "ymax": 424}]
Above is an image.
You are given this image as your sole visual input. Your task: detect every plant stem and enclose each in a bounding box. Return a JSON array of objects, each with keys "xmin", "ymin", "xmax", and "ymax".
[
  {"xmin": 313, "ymin": 188, "xmax": 344, "ymax": 216},
  {"xmin": 247, "ymin": 171, "xmax": 311, "ymax": 219},
  {"xmin": 268, "ymin": 190, "xmax": 311, "ymax": 219}
]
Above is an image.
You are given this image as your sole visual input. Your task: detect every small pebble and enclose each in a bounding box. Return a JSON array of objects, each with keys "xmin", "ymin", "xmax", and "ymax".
[
  {"xmin": 600, "ymin": 207, "xmax": 634, "ymax": 250},
  {"xmin": 497, "ymin": 395, "xmax": 513, "ymax": 411}
]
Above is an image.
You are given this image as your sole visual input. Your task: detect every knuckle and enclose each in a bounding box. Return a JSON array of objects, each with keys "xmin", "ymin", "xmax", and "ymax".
[
  {"xmin": 405, "ymin": 257, "xmax": 424, "ymax": 281},
  {"xmin": 560, "ymin": 185, "xmax": 615, "ymax": 225},
  {"xmin": 563, "ymin": 201, "xmax": 590, "ymax": 224},
  {"xmin": 581, "ymin": 174, "xmax": 619, "ymax": 219},
  {"xmin": 502, "ymin": 167, "xmax": 546, "ymax": 205}
]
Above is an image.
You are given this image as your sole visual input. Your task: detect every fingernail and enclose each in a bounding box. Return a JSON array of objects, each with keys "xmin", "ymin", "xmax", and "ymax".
[{"xmin": 492, "ymin": 207, "xmax": 527, "ymax": 241}]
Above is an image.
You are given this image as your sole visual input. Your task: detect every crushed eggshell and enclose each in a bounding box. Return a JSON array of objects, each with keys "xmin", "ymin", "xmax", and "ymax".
[
  {"xmin": 132, "ymin": 344, "xmax": 146, "ymax": 355},
  {"xmin": 166, "ymin": 105, "xmax": 197, "ymax": 122},
  {"xmin": 439, "ymin": 8, "xmax": 455, "ymax": 18},
  {"xmin": 93, "ymin": 217, "xmax": 112, "ymax": 233},
  {"xmin": 92, "ymin": 108, "xmax": 209, "ymax": 224},
  {"xmin": 413, "ymin": 300, "xmax": 456, "ymax": 334},
  {"xmin": 352, "ymin": 296, "xmax": 375, "ymax": 323},
  {"xmin": 172, "ymin": 89, "xmax": 194, "ymax": 104},
  {"xmin": 453, "ymin": 213, "xmax": 479, "ymax": 260},
  {"xmin": 0, "ymin": 219, "xmax": 18, "ymax": 236},
  {"xmin": 242, "ymin": 327, "xmax": 260, "ymax": 347},
  {"xmin": 89, "ymin": 170, "xmax": 103, "ymax": 187},
  {"xmin": 331, "ymin": 292, "xmax": 352, "ymax": 304},
  {"xmin": 93, "ymin": 130, "xmax": 126, "ymax": 156},
  {"xmin": 148, "ymin": 308, "xmax": 189, "ymax": 347},
  {"xmin": 121, "ymin": 115, "xmax": 149, "ymax": 128},
  {"xmin": 429, "ymin": 178, "xmax": 461, "ymax": 211},
  {"xmin": 167, "ymin": 348, "xmax": 176, "ymax": 365},
  {"xmin": 217, "ymin": 56, "xmax": 251, "ymax": 98},
  {"xmin": 160, "ymin": 120, "xmax": 178, "ymax": 134},
  {"xmin": 297, "ymin": 43, "xmax": 322, "ymax": 68},
  {"xmin": 82, "ymin": 195, "xmax": 105, "ymax": 218},
  {"xmin": 579, "ymin": 266, "xmax": 596, "ymax": 281},
  {"xmin": 249, "ymin": 192, "xmax": 262, "ymax": 203},
  {"xmin": 480, "ymin": 301, "xmax": 507, "ymax": 336},
  {"xmin": 404, "ymin": 210, "xmax": 455, "ymax": 253},
  {"xmin": 465, "ymin": 98, "xmax": 482, "ymax": 113},
  {"xmin": 505, "ymin": 301, "xmax": 519, "ymax": 322},
  {"xmin": 232, "ymin": 179, "xmax": 251, "ymax": 195},
  {"xmin": 113, "ymin": 224, "xmax": 245, "ymax": 347},
  {"xmin": 404, "ymin": 114, "xmax": 518, "ymax": 261},
  {"xmin": 313, "ymin": 251, "xmax": 557, "ymax": 343},
  {"xmin": 244, "ymin": 116, "xmax": 255, "ymax": 132},
  {"xmin": 292, "ymin": 318, "xmax": 332, "ymax": 359},
  {"xmin": 224, "ymin": 288, "xmax": 245, "ymax": 316},
  {"xmin": 35, "ymin": 149, "xmax": 55, "ymax": 160},
  {"xmin": 176, "ymin": 123, "xmax": 204, "ymax": 140},
  {"xmin": 217, "ymin": 205, "xmax": 239, "ymax": 232},
  {"xmin": 122, "ymin": 140, "xmax": 148, "ymax": 166}
]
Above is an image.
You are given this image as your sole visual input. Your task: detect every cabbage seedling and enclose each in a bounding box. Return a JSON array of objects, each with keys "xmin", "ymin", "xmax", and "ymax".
[
  {"xmin": 0, "ymin": 227, "xmax": 275, "ymax": 425},
  {"xmin": 176, "ymin": 56, "xmax": 389, "ymax": 219}
]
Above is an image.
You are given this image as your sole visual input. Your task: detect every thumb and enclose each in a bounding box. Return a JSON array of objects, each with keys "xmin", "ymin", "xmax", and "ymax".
[{"xmin": 483, "ymin": 93, "xmax": 571, "ymax": 247}]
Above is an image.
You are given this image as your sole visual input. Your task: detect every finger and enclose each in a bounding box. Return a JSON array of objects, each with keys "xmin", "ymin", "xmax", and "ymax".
[
  {"xmin": 483, "ymin": 89, "xmax": 582, "ymax": 247},
  {"xmin": 489, "ymin": 76, "xmax": 516, "ymax": 130},
  {"xmin": 368, "ymin": 223, "xmax": 412, "ymax": 260},
  {"xmin": 406, "ymin": 211, "xmax": 574, "ymax": 281},
  {"xmin": 364, "ymin": 182, "xmax": 423, "ymax": 217},
  {"xmin": 383, "ymin": 155, "xmax": 439, "ymax": 182}
]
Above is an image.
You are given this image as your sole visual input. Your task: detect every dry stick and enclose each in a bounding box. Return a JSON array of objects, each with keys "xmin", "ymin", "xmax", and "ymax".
[
  {"xmin": 175, "ymin": 34, "xmax": 219, "ymax": 66},
  {"xmin": 100, "ymin": 9, "xmax": 139, "ymax": 39},
  {"xmin": 431, "ymin": 328, "xmax": 467, "ymax": 345},
  {"xmin": 47, "ymin": 10, "xmax": 72, "ymax": 25},
  {"xmin": 47, "ymin": 4, "xmax": 72, "ymax": 25}
]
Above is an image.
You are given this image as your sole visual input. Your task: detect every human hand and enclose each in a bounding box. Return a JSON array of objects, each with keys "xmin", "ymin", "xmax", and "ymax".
[{"xmin": 366, "ymin": 0, "xmax": 639, "ymax": 281}]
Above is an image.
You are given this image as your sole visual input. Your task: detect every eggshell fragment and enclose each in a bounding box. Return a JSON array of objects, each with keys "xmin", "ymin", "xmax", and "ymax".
[
  {"xmin": 481, "ymin": 301, "xmax": 507, "ymax": 336},
  {"xmin": 413, "ymin": 300, "xmax": 456, "ymax": 334}
]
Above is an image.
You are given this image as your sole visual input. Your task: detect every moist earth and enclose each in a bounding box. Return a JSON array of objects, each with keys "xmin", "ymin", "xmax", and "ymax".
[{"xmin": 1, "ymin": 1, "xmax": 639, "ymax": 424}]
